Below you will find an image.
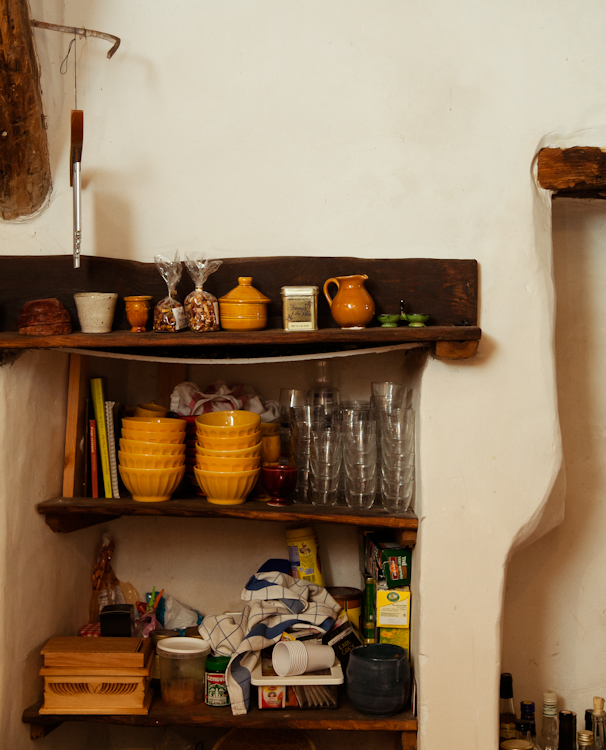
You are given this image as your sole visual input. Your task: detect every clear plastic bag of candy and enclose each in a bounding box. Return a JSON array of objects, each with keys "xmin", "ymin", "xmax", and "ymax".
[
  {"xmin": 183, "ymin": 256, "xmax": 222, "ymax": 332},
  {"xmin": 153, "ymin": 252, "xmax": 187, "ymax": 332}
]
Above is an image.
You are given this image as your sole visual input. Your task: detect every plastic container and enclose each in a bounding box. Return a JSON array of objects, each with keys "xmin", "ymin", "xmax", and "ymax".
[
  {"xmin": 286, "ymin": 525, "xmax": 324, "ymax": 586},
  {"xmin": 205, "ymin": 654, "xmax": 231, "ymax": 706},
  {"xmin": 157, "ymin": 637, "xmax": 210, "ymax": 706}
]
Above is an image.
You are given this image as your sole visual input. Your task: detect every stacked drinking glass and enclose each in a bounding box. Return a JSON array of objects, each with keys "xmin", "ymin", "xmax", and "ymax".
[
  {"xmin": 290, "ymin": 405, "xmax": 342, "ymax": 506},
  {"xmin": 340, "ymin": 403, "xmax": 377, "ymax": 509},
  {"xmin": 372, "ymin": 382, "xmax": 415, "ymax": 512}
]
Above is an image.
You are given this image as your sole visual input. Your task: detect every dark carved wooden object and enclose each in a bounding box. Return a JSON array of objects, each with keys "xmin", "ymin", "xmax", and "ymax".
[{"xmin": 0, "ymin": 0, "xmax": 51, "ymax": 219}]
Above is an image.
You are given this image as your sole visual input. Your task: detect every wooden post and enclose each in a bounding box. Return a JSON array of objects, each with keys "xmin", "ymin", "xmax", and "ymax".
[
  {"xmin": 0, "ymin": 0, "xmax": 52, "ymax": 219},
  {"xmin": 63, "ymin": 354, "xmax": 89, "ymax": 497}
]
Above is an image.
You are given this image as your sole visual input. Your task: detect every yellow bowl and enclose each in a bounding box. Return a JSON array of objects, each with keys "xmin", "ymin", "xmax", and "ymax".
[
  {"xmin": 195, "ymin": 442, "xmax": 262, "ymax": 458},
  {"xmin": 196, "ymin": 455, "xmax": 260, "ymax": 472},
  {"xmin": 118, "ymin": 451, "xmax": 185, "ymax": 470},
  {"xmin": 195, "ymin": 410, "xmax": 261, "ymax": 437},
  {"xmin": 120, "ymin": 438, "xmax": 187, "ymax": 456},
  {"xmin": 119, "ymin": 465, "xmax": 186, "ymax": 502},
  {"xmin": 122, "ymin": 428, "xmax": 185, "ymax": 445},
  {"xmin": 135, "ymin": 402, "xmax": 168, "ymax": 418},
  {"xmin": 260, "ymin": 422, "xmax": 280, "ymax": 435},
  {"xmin": 197, "ymin": 431, "xmax": 261, "ymax": 450},
  {"xmin": 194, "ymin": 467, "xmax": 260, "ymax": 505},
  {"xmin": 122, "ymin": 416, "xmax": 185, "ymax": 432}
]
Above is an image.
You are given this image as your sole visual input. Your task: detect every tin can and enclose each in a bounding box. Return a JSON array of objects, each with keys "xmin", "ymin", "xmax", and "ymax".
[
  {"xmin": 327, "ymin": 587, "xmax": 363, "ymax": 630},
  {"xmin": 286, "ymin": 525, "xmax": 324, "ymax": 585},
  {"xmin": 205, "ymin": 654, "xmax": 230, "ymax": 706},
  {"xmin": 281, "ymin": 286, "xmax": 318, "ymax": 331}
]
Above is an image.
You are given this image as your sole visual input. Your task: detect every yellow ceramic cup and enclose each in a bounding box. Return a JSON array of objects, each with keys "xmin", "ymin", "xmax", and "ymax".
[
  {"xmin": 261, "ymin": 434, "xmax": 281, "ymax": 464},
  {"xmin": 135, "ymin": 401, "xmax": 168, "ymax": 418}
]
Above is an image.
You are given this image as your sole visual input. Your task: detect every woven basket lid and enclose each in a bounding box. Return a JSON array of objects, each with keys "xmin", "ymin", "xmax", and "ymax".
[{"xmin": 212, "ymin": 728, "xmax": 316, "ymax": 750}]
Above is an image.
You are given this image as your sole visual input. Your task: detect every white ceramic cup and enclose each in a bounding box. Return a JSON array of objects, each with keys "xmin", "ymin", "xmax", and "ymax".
[{"xmin": 74, "ymin": 292, "xmax": 118, "ymax": 333}]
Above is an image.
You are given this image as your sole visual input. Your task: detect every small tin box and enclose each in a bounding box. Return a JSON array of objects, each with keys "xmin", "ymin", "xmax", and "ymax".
[{"xmin": 281, "ymin": 286, "xmax": 318, "ymax": 331}]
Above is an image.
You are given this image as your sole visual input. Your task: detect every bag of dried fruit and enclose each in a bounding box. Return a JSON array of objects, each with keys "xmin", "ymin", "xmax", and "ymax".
[
  {"xmin": 153, "ymin": 252, "xmax": 187, "ymax": 332},
  {"xmin": 183, "ymin": 256, "xmax": 222, "ymax": 331}
]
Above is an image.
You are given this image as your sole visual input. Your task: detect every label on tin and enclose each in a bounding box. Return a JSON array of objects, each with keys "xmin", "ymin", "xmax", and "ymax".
[
  {"xmin": 206, "ymin": 673, "xmax": 230, "ymax": 706},
  {"xmin": 287, "ymin": 321, "xmax": 314, "ymax": 330}
]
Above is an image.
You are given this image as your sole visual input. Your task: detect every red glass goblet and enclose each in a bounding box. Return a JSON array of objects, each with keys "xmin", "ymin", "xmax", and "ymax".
[{"xmin": 262, "ymin": 465, "xmax": 297, "ymax": 507}]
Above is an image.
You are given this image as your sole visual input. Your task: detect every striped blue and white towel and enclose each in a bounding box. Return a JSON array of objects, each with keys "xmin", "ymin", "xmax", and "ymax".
[{"xmin": 198, "ymin": 571, "xmax": 340, "ymax": 715}]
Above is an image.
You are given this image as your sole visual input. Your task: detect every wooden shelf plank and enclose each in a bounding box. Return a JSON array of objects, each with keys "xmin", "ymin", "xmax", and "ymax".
[
  {"xmin": 22, "ymin": 695, "xmax": 417, "ymax": 732},
  {"xmin": 0, "ymin": 326, "xmax": 480, "ymax": 350},
  {"xmin": 37, "ymin": 496, "xmax": 418, "ymax": 533},
  {"xmin": 537, "ymin": 146, "xmax": 606, "ymax": 195}
]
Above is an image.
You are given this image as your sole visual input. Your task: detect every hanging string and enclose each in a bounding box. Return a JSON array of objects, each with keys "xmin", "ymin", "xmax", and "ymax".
[{"xmin": 59, "ymin": 36, "xmax": 78, "ymax": 109}]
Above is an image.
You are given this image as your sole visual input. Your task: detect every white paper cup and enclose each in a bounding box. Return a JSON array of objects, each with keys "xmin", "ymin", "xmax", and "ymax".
[
  {"xmin": 74, "ymin": 292, "xmax": 118, "ymax": 333},
  {"xmin": 272, "ymin": 640, "xmax": 308, "ymax": 677},
  {"xmin": 304, "ymin": 644, "xmax": 335, "ymax": 672}
]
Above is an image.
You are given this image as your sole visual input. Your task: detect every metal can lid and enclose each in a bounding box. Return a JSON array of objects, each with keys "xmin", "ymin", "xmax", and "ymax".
[
  {"xmin": 578, "ymin": 730, "xmax": 595, "ymax": 746},
  {"xmin": 206, "ymin": 654, "xmax": 231, "ymax": 673},
  {"xmin": 281, "ymin": 286, "xmax": 319, "ymax": 296},
  {"xmin": 328, "ymin": 587, "xmax": 363, "ymax": 603},
  {"xmin": 500, "ymin": 742, "xmax": 533, "ymax": 750}
]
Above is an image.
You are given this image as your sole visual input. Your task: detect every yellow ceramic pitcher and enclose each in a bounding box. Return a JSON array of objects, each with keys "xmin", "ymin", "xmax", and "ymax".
[{"xmin": 323, "ymin": 274, "xmax": 375, "ymax": 329}]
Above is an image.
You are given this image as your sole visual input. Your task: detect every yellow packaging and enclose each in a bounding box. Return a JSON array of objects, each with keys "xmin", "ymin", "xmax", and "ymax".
[
  {"xmin": 286, "ymin": 525, "xmax": 324, "ymax": 586},
  {"xmin": 379, "ymin": 627, "xmax": 410, "ymax": 652},
  {"xmin": 376, "ymin": 587, "xmax": 410, "ymax": 628}
]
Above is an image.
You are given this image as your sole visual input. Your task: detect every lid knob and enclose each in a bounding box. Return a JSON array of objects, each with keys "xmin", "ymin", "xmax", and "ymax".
[{"xmin": 238, "ymin": 277, "xmax": 253, "ymax": 285}]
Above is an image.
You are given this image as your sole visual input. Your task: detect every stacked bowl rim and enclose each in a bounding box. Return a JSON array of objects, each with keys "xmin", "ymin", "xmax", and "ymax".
[
  {"xmin": 196, "ymin": 455, "xmax": 260, "ymax": 472},
  {"xmin": 122, "ymin": 416, "xmax": 186, "ymax": 432},
  {"xmin": 197, "ymin": 431, "xmax": 261, "ymax": 450},
  {"xmin": 196, "ymin": 442, "xmax": 262, "ymax": 458},
  {"xmin": 122, "ymin": 428, "xmax": 185, "ymax": 445},
  {"xmin": 120, "ymin": 438, "xmax": 186, "ymax": 455},
  {"xmin": 195, "ymin": 410, "xmax": 261, "ymax": 438},
  {"xmin": 118, "ymin": 451, "xmax": 185, "ymax": 470}
]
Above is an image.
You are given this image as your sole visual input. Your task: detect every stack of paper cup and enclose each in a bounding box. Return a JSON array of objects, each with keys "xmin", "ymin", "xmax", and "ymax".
[{"xmin": 272, "ymin": 641, "xmax": 335, "ymax": 677}]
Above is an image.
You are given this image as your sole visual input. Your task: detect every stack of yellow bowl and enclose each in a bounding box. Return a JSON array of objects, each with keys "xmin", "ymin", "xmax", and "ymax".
[
  {"xmin": 119, "ymin": 417, "xmax": 186, "ymax": 502},
  {"xmin": 194, "ymin": 411, "xmax": 261, "ymax": 505}
]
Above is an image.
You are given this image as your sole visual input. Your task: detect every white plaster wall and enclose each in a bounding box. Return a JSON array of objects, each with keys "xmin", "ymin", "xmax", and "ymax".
[
  {"xmin": 5, "ymin": 0, "xmax": 606, "ymax": 748},
  {"xmin": 502, "ymin": 200, "xmax": 606, "ymax": 720}
]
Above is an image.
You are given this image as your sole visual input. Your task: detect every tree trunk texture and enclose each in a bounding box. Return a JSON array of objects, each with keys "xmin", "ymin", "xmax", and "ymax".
[{"xmin": 0, "ymin": 0, "xmax": 51, "ymax": 220}]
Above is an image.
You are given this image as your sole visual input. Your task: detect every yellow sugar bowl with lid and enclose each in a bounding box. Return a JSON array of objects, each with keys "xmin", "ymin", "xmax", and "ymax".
[{"xmin": 218, "ymin": 277, "xmax": 271, "ymax": 331}]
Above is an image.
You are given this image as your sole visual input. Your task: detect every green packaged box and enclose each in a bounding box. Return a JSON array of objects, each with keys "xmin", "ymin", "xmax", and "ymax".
[{"xmin": 362, "ymin": 532, "xmax": 412, "ymax": 589}]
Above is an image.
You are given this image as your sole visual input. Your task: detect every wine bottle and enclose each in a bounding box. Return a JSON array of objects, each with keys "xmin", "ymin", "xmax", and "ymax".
[{"xmin": 500, "ymin": 673, "xmax": 517, "ymax": 742}]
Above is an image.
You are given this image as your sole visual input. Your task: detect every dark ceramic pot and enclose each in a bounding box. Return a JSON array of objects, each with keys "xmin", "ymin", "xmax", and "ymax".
[{"xmin": 346, "ymin": 644, "xmax": 410, "ymax": 717}]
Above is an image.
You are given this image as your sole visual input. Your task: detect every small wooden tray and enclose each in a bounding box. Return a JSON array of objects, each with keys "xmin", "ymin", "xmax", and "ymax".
[{"xmin": 41, "ymin": 637, "xmax": 152, "ymax": 669}]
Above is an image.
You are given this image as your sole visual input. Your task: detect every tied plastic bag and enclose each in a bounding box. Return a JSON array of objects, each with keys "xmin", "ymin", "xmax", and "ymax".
[
  {"xmin": 183, "ymin": 256, "xmax": 222, "ymax": 332},
  {"xmin": 153, "ymin": 252, "xmax": 187, "ymax": 332},
  {"xmin": 163, "ymin": 594, "xmax": 203, "ymax": 630},
  {"xmin": 89, "ymin": 533, "xmax": 125, "ymax": 622},
  {"xmin": 170, "ymin": 380, "xmax": 279, "ymax": 422}
]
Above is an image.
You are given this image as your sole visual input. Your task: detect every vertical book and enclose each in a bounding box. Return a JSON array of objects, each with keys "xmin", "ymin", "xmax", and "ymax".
[{"xmin": 90, "ymin": 378, "xmax": 112, "ymax": 498}]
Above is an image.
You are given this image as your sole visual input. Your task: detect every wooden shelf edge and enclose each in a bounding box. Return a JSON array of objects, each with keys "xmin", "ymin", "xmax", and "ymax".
[
  {"xmin": 37, "ymin": 497, "xmax": 418, "ymax": 534},
  {"xmin": 0, "ymin": 326, "xmax": 481, "ymax": 351},
  {"xmin": 22, "ymin": 698, "xmax": 417, "ymax": 733},
  {"xmin": 537, "ymin": 146, "xmax": 606, "ymax": 195}
]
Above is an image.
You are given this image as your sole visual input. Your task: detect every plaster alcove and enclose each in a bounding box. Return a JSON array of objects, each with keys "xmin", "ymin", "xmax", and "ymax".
[{"xmin": 4, "ymin": 1, "xmax": 606, "ymax": 749}]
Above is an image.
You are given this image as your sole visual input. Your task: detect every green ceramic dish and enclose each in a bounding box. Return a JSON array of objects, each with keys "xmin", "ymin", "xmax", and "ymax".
[
  {"xmin": 376, "ymin": 314, "xmax": 400, "ymax": 328},
  {"xmin": 405, "ymin": 313, "xmax": 430, "ymax": 328}
]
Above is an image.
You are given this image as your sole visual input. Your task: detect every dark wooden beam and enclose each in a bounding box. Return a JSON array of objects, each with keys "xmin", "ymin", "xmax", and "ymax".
[
  {"xmin": 537, "ymin": 147, "xmax": 606, "ymax": 196},
  {"xmin": 0, "ymin": 0, "xmax": 51, "ymax": 219}
]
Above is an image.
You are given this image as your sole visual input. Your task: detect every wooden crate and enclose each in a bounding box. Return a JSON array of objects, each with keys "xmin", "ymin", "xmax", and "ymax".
[{"xmin": 39, "ymin": 637, "xmax": 152, "ymax": 715}]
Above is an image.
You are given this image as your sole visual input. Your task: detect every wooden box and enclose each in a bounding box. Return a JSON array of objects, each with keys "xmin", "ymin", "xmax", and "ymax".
[{"xmin": 39, "ymin": 637, "xmax": 153, "ymax": 715}]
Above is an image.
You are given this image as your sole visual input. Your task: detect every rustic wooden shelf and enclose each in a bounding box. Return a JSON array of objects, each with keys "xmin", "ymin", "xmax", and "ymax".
[
  {"xmin": 0, "ymin": 326, "xmax": 480, "ymax": 350},
  {"xmin": 22, "ymin": 694, "xmax": 417, "ymax": 740},
  {"xmin": 537, "ymin": 146, "xmax": 606, "ymax": 198},
  {"xmin": 37, "ymin": 496, "xmax": 418, "ymax": 534}
]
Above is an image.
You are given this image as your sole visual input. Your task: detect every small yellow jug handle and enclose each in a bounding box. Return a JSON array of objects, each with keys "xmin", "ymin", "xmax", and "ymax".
[{"xmin": 323, "ymin": 277, "xmax": 340, "ymax": 307}]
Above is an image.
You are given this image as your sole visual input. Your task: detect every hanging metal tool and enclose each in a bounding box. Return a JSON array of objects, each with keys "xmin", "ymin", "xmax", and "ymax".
[
  {"xmin": 70, "ymin": 109, "xmax": 83, "ymax": 268},
  {"xmin": 33, "ymin": 20, "xmax": 120, "ymax": 268}
]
